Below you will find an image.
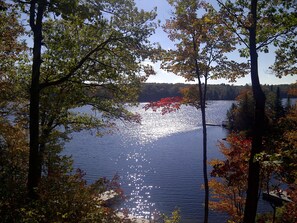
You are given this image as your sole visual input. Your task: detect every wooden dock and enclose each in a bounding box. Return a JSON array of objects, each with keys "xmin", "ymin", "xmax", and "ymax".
[
  {"xmin": 206, "ymin": 121, "xmax": 228, "ymax": 127},
  {"xmin": 206, "ymin": 123, "xmax": 221, "ymax": 126},
  {"xmin": 263, "ymin": 190, "xmax": 292, "ymax": 206}
]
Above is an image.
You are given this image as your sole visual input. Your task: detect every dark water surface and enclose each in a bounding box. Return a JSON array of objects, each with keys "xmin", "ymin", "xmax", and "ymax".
[{"xmin": 64, "ymin": 101, "xmax": 271, "ymax": 222}]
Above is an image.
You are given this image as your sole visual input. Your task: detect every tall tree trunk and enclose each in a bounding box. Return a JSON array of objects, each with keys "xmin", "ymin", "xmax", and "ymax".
[
  {"xmin": 197, "ymin": 78, "xmax": 209, "ymax": 223},
  {"xmin": 243, "ymin": 0, "xmax": 266, "ymax": 222},
  {"xmin": 201, "ymin": 87, "xmax": 209, "ymax": 223},
  {"xmin": 27, "ymin": 0, "xmax": 45, "ymax": 199},
  {"xmin": 193, "ymin": 35, "xmax": 209, "ymax": 222}
]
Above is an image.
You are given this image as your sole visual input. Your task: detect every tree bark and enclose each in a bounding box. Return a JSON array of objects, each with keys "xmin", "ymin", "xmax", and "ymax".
[
  {"xmin": 197, "ymin": 74, "xmax": 209, "ymax": 223},
  {"xmin": 193, "ymin": 35, "xmax": 209, "ymax": 223},
  {"xmin": 27, "ymin": 0, "xmax": 46, "ymax": 199},
  {"xmin": 243, "ymin": 0, "xmax": 266, "ymax": 222},
  {"xmin": 201, "ymin": 84, "xmax": 209, "ymax": 223}
]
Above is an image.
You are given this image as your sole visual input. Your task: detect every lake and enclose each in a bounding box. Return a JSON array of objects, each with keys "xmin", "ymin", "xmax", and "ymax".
[{"xmin": 64, "ymin": 100, "xmax": 271, "ymax": 222}]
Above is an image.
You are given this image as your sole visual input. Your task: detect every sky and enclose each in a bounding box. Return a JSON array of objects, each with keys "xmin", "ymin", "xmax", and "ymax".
[{"xmin": 135, "ymin": 0, "xmax": 296, "ymax": 86}]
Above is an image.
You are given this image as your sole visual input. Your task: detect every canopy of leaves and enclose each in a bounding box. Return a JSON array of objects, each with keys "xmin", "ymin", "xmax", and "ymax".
[
  {"xmin": 217, "ymin": 0, "xmax": 297, "ymax": 77},
  {"xmin": 0, "ymin": 1, "xmax": 25, "ymax": 75},
  {"xmin": 0, "ymin": 0, "xmax": 27, "ymax": 116},
  {"xmin": 11, "ymin": 0, "xmax": 159, "ymax": 148},
  {"xmin": 161, "ymin": 0, "xmax": 248, "ymax": 83}
]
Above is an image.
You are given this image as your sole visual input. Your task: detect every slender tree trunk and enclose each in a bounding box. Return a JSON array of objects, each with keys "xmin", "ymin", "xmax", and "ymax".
[
  {"xmin": 197, "ymin": 78, "xmax": 209, "ymax": 223},
  {"xmin": 243, "ymin": 0, "xmax": 266, "ymax": 222},
  {"xmin": 27, "ymin": 0, "xmax": 45, "ymax": 199},
  {"xmin": 193, "ymin": 34, "xmax": 209, "ymax": 222},
  {"xmin": 201, "ymin": 92, "xmax": 209, "ymax": 223},
  {"xmin": 202, "ymin": 77, "xmax": 209, "ymax": 223}
]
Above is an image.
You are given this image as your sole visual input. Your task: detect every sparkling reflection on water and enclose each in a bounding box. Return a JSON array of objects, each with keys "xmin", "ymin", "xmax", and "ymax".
[{"xmin": 65, "ymin": 101, "xmax": 234, "ymax": 222}]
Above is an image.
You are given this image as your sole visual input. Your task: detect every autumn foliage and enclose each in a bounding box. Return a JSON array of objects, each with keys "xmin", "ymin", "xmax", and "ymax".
[
  {"xmin": 143, "ymin": 85, "xmax": 202, "ymax": 114},
  {"xmin": 209, "ymin": 135, "xmax": 251, "ymax": 222},
  {"xmin": 143, "ymin": 96, "xmax": 183, "ymax": 115}
]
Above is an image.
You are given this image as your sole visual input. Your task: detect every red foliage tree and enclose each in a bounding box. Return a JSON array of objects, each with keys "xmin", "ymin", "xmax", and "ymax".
[
  {"xmin": 209, "ymin": 135, "xmax": 251, "ymax": 222},
  {"xmin": 143, "ymin": 96, "xmax": 183, "ymax": 115}
]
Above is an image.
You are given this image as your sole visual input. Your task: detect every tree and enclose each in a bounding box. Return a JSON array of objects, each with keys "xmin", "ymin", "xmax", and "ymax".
[
  {"xmin": 274, "ymin": 87, "xmax": 285, "ymax": 121},
  {"xmin": 226, "ymin": 88, "xmax": 255, "ymax": 133},
  {"xmin": 0, "ymin": 120, "xmax": 29, "ymax": 222},
  {"xmin": 158, "ymin": 1, "xmax": 247, "ymax": 221},
  {"xmin": 0, "ymin": 0, "xmax": 26, "ymax": 114},
  {"xmin": 217, "ymin": 1, "xmax": 297, "ymax": 221},
  {"xmin": 209, "ymin": 135, "xmax": 251, "ymax": 222},
  {"xmin": 255, "ymin": 98, "xmax": 297, "ymax": 223},
  {"xmin": 0, "ymin": 2, "xmax": 28, "ymax": 220},
  {"xmin": 12, "ymin": 0, "xmax": 158, "ymax": 199}
]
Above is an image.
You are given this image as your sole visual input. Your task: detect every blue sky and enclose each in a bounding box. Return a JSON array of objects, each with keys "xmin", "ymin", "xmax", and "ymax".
[{"xmin": 135, "ymin": 0, "xmax": 296, "ymax": 86}]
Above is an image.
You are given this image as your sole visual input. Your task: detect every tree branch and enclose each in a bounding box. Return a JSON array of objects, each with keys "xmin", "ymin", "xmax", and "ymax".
[
  {"xmin": 216, "ymin": 0, "xmax": 250, "ymax": 49},
  {"xmin": 29, "ymin": 0, "xmax": 36, "ymax": 31},
  {"xmin": 39, "ymin": 35, "xmax": 116, "ymax": 90},
  {"xmin": 256, "ymin": 29, "xmax": 293, "ymax": 50}
]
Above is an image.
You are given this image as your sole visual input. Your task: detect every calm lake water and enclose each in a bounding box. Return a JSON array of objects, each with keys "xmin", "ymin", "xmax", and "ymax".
[{"xmin": 64, "ymin": 101, "xmax": 271, "ymax": 222}]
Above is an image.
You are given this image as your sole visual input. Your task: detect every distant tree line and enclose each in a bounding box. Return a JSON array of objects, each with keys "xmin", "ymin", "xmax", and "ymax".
[{"xmin": 138, "ymin": 83, "xmax": 295, "ymax": 102}]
